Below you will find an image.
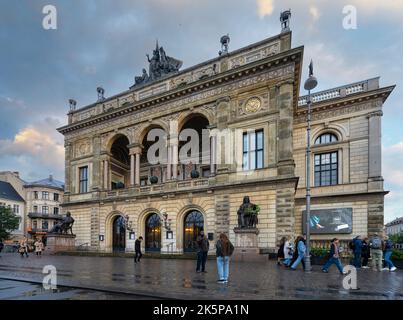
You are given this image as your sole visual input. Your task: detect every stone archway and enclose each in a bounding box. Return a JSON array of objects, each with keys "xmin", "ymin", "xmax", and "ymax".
[
  {"xmin": 176, "ymin": 205, "xmax": 207, "ymax": 253},
  {"xmin": 105, "ymin": 211, "xmax": 126, "ymax": 253}
]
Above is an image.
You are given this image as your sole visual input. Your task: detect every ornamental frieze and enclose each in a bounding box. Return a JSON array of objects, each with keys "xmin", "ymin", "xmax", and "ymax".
[
  {"xmin": 294, "ymin": 101, "xmax": 380, "ymax": 124},
  {"xmin": 64, "ymin": 63, "xmax": 295, "ymax": 140}
]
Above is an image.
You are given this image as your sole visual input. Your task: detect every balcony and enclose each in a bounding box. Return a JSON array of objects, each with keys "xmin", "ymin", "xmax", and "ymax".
[
  {"xmin": 27, "ymin": 228, "xmax": 48, "ymax": 234},
  {"xmin": 28, "ymin": 212, "xmax": 64, "ymax": 220},
  {"xmin": 104, "ymin": 177, "xmax": 211, "ymax": 199}
]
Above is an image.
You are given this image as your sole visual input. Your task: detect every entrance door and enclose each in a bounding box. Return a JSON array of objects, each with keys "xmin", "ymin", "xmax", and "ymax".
[
  {"xmin": 145, "ymin": 213, "xmax": 161, "ymax": 252},
  {"xmin": 112, "ymin": 216, "xmax": 126, "ymax": 252},
  {"xmin": 184, "ymin": 210, "xmax": 204, "ymax": 252}
]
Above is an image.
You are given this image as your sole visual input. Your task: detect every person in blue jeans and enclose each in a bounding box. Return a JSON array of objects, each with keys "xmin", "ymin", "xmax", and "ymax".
[
  {"xmin": 215, "ymin": 233, "xmax": 234, "ymax": 283},
  {"xmin": 383, "ymin": 236, "xmax": 397, "ymax": 272},
  {"xmin": 290, "ymin": 236, "xmax": 306, "ymax": 270},
  {"xmin": 352, "ymin": 235, "xmax": 363, "ymax": 268},
  {"xmin": 322, "ymin": 238, "xmax": 347, "ymax": 274}
]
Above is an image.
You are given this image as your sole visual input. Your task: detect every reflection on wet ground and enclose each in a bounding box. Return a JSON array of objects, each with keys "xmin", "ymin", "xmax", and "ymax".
[{"xmin": 0, "ymin": 253, "xmax": 402, "ymax": 300}]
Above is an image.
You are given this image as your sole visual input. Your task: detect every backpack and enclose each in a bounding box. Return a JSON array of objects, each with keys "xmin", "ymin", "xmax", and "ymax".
[
  {"xmin": 371, "ymin": 237, "xmax": 382, "ymax": 249},
  {"xmin": 348, "ymin": 240, "xmax": 355, "ymax": 250}
]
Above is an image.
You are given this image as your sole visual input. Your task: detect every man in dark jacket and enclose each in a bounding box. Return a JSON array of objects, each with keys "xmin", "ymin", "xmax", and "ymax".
[
  {"xmin": 361, "ymin": 237, "xmax": 371, "ymax": 268},
  {"xmin": 352, "ymin": 235, "xmax": 363, "ymax": 268},
  {"xmin": 196, "ymin": 231, "xmax": 210, "ymax": 273},
  {"xmin": 134, "ymin": 236, "xmax": 143, "ymax": 263}
]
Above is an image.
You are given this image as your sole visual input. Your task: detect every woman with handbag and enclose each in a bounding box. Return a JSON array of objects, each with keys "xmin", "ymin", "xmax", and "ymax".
[{"xmin": 18, "ymin": 237, "xmax": 29, "ymax": 258}]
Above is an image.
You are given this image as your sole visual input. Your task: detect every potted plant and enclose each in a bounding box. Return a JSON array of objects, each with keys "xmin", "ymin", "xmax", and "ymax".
[
  {"xmin": 310, "ymin": 248, "xmax": 329, "ymax": 265},
  {"xmin": 149, "ymin": 176, "xmax": 158, "ymax": 184},
  {"xmin": 190, "ymin": 169, "xmax": 200, "ymax": 179}
]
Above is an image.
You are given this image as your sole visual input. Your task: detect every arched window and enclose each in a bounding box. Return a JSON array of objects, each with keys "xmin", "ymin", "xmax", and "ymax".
[
  {"xmin": 315, "ymin": 133, "xmax": 338, "ymax": 145},
  {"xmin": 145, "ymin": 213, "xmax": 161, "ymax": 252},
  {"xmin": 184, "ymin": 211, "xmax": 204, "ymax": 252}
]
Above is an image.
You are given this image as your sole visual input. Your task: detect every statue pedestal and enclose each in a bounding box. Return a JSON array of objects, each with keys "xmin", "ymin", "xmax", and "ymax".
[
  {"xmin": 232, "ymin": 228, "xmax": 266, "ymax": 262},
  {"xmin": 45, "ymin": 234, "xmax": 76, "ymax": 253}
]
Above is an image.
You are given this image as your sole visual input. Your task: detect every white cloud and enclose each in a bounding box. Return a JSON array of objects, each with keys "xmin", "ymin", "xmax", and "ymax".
[
  {"xmin": 309, "ymin": 6, "xmax": 320, "ymax": 21},
  {"xmin": 0, "ymin": 117, "xmax": 65, "ymax": 177},
  {"xmin": 256, "ymin": 0, "xmax": 274, "ymax": 18}
]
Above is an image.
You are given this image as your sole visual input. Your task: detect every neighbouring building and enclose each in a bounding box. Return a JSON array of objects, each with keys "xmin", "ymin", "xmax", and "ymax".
[
  {"xmin": 0, "ymin": 180, "xmax": 25, "ymax": 241},
  {"xmin": 24, "ymin": 175, "xmax": 64, "ymax": 239},
  {"xmin": 57, "ymin": 19, "xmax": 394, "ymax": 254},
  {"xmin": 385, "ymin": 217, "xmax": 403, "ymax": 236},
  {"xmin": 0, "ymin": 171, "xmax": 64, "ymax": 241}
]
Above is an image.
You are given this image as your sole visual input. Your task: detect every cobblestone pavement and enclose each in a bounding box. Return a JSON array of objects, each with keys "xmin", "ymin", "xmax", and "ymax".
[{"xmin": 0, "ymin": 253, "xmax": 402, "ymax": 300}]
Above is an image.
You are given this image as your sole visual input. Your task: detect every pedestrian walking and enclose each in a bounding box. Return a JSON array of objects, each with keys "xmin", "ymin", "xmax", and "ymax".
[
  {"xmin": 350, "ymin": 235, "xmax": 363, "ymax": 268},
  {"xmin": 134, "ymin": 236, "xmax": 143, "ymax": 263},
  {"xmin": 277, "ymin": 237, "xmax": 286, "ymax": 266},
  {"xmin": 196, "ymin": 230, "xmax": 210, "ymax": 273},
  {"xmin": 0, "ymin": 240, "xmax": 4, "ymax": 258},
  {"xmin": 18, "ymin": 237, "xmax": 29, "ymax": 258},
  {"xmin": 369, "ymin": 233, "xmax": 384, "ymax": 271},
  {"xmin": 290, "ymin": 236, "xmax": 306, "ymax": 270},
  {"xmin": 215, "ymin": 233, "xmax": 234, "ymax": 283},
  {"xmin": 361, "ymin": 237, "xmax": 371, "ymax": 268},
  {"xmin": 283, "ymin": 236, "xmax": 294, "ymax": 267},
  {"xmin": 34, "ymin": 238, "xmax": 44, "ymax": 256},
  {"xmin": 322, "ymin": 238, "xmax": 347, "ymax": 274},
  {"xmin": 383, "ymin": 236, "xmax": 397, "ymax": 272}
]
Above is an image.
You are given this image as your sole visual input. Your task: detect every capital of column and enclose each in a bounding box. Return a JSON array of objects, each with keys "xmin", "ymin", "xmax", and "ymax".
[
  {"xmin": 128, "ymin": 143, "xmax": 143, "ymax": 155},
  {"xmin": 366, "ymin": 110, "xmax": 383, "ymax": 118}
]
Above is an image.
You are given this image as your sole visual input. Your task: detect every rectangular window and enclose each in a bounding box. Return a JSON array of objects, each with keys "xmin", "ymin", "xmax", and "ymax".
[
  {"xmin": 34, "ymin": 191, "xmax": 38, "ymax": 199},
  {"xmin": 42, "ymin": 206, "xmax": 49, "ymax": 214},
  {"xmin": 54, "ymin": 207, "xmax": 59, "ymax": 215},
  {"xmin": 54, "ymin": 193, "xmax": 59, "ymax": 202},
  {"xmin": 314, "ymin": 151, "xmax": 338, "ymax": 186},
  {"xmin": 13, "ymin": 205, "xmax": 19, "ymax": 214},
  {"xmin": 32, "ymin": 220, "xmax": 37, "ymax": 230},
  {"xmin": 42, "ymin": 220, "xmax": 48, "ymax": 231},
  {"xmin": 42, "ymin": 191, "xmax": 49, "ymax": 200},
  {"xmin": 79, "ymin": 166, "xmax": 88, "ymax": 193},
  {"xmin": 33, "ymin": 205, "xmax": 38, "ymax": 213},
  {"xmin": 242, "ymin": 129, "xmax": 264, "ymax": 171}
]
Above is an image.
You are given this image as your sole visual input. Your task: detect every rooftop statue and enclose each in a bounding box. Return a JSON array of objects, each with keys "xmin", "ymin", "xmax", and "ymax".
[{"xmin": 132, "ymin": 41, "xmax": 183, "ymax": 88}]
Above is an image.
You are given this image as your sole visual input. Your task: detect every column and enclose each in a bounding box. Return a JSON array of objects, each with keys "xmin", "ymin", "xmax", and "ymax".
[
  {"xmin": 103, "ymin": 159, "xmax": 109, "ymax": 190},
  {"xmin": 135, "ymin": 153, "xmax": 140, "ymax": 185},
  {"xmin": 166, "ymin": 145, "xmax": 172, "ymax": 180},
  {"xmin": 172, "ymin": 143, "xmax": 178, "ymax": 179},
  {"xmin": 210, "ymin": 136, "xmax": 216, "ymax": 175},
  {"xmin": 130, "ymin": 154, "xmax": 135, "ymax": 186},
  {"xmin": 368, "ymin": 111, "xmax": 382, "ymax": 178}
]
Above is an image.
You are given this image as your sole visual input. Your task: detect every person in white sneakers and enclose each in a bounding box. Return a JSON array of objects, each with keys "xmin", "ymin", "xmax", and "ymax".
[{"xmin": 383, "ymin": 236, "xmax": 397, "ymax": 272}]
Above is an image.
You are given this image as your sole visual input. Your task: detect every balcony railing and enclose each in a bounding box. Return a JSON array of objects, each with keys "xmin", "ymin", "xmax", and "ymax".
[
  {"xmin": 104, "ymin": 177, "xmax": 211, "ymax": 199},
  {"xmin": 28, "ymin": 212, "xmax": 64, "ymax": 220},
  {"xmin": 298, "ymin": 78, "xmax": 378, "ymax": 107}
]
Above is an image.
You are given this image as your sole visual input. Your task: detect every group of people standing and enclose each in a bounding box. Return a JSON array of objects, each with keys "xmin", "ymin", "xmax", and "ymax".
[
  {"xmin": 277, "ymin": 232, "xmax": 397, "ymax": 273},
  {"xmin": 349, "ymin": 233, "xmax": 396, "ymax": 272},
  {"xmin": 17, "ymin": 237, "xmax": 44, "ymax": 258}
]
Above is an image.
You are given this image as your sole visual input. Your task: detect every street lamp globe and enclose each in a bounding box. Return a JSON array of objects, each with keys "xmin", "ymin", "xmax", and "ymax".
[{"xmin": 304, "ymin": 75, "xmax": 318, "ymax": 91}]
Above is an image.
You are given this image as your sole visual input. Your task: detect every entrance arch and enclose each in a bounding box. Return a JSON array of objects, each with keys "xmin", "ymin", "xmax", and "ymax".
[
  {"xmin": 145, "ymin": 213, "xmax": 161, "ymax": 252},
  {"xmin": 183, "ymin": 210, "xmax": 204, "ymax": 252},
  {"xmin": 112, "ymin": 216, "xmax": 126, "ymax": 252}
]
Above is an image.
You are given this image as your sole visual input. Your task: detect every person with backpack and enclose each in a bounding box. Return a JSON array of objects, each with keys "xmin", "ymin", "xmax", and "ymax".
[
  {"xmin": 322, "ymin": 238, "xmax": 347, "ymax": 274},
  {"xmin": 196, "ymin": 230, "xmax": 210, "ymax": 273},
  {"xmin": 290, "ymin": 236, "xmax": 306, "ymax": 271},
  {"xmin": 277, "ymin": 237, "xmax": 286, "ymax": 266},
  {"xmin": 361, "ymin": 237, "xmax": 371, "ymax": 269},
  {"xmin": 369, "ymin": 233, "xmax": 384, "ymax": 271},
  {"xmin": 215, "ymin": 233, "xmax": 234, "ymax": 283},
  {"xmin": 350, "ymin": 235, "xmax": 363, "ymax": 268},
  {"xmin": 383, "ymin": 236, "xmax": 397, "ymax": 272}
]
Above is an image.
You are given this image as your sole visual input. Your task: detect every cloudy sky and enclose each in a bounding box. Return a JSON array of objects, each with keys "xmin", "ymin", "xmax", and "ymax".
[{"xmin": 0, "ymin": 0, "xmax": 402, "ymax": 222}]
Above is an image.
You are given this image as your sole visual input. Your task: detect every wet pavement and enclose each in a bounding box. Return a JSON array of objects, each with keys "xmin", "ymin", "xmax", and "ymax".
[
  {"xmin": 0, "ymin": 253, "xmax": 402, "ymax": 300},
  {"xmin": 0, "ymin": 279, "xmax": 155, "ymax": 300}
]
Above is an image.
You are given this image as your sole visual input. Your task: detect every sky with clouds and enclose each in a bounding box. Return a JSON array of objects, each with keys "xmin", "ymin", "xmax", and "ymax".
[{"xmin": 0, "ymin": 0, "xmax": 402, "ymax": 222}]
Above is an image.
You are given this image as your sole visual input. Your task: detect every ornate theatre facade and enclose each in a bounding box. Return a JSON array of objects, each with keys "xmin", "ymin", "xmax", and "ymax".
[{"xmin": 57, "ymin": 30, "xmax": 394, "ymax": 254}]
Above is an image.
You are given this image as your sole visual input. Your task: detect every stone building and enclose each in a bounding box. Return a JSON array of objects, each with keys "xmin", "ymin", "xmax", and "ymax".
[
  {"xmin": 385, "ymin": 217, "xmax": 403, "ymax": 236},
  {"xmin": 0, "ymin": 171, "xmax": 64, "ymax": 241},
  {"xmin": 24, "ymin": 175, "xmax": 64, "ymax": 239},
  {"xmin": 57, "ymin": 28, "xmax": 394, "ymax": 254}
]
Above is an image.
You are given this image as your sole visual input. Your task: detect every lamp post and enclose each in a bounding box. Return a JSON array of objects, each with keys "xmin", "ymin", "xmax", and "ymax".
[{"xmin": 304, "ymin": 60, "xmax": 318, "ymax": 272}]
